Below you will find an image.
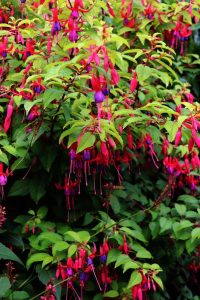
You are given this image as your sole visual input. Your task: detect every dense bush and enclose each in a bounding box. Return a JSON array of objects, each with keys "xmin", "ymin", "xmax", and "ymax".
[{"xmin": 0, "ymin": 0, "xmax": 200, "ymax": 299}]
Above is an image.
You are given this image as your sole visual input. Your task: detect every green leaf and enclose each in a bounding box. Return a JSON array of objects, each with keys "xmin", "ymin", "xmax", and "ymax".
[
  {"xmin": 64, "ymin": 231, "xmax": 81, "ymax": 242},
  {"xmin": 43, "ymin": 88, "xmax": 64, "ymax": 108},
  {"xmin": 136, "ymin": 248, "xmax": 152, "ymax": 259},
  {"xmin": 0, "ymin": 150, "xmax": 8, "ymax": 165},
  {"xmin": 26, "ymin": 253, "xmax": 52, "ymax": 269},
  {"xmin": 30, "ymin": 176, "xmax": 46, "ymax": 203},
  {"xmin": 178, "ymin": 194, "xmax": 198, "ymax": 205},
  {"xmin": 9, "ymin": 291, "xmax": 30, "ymax": 300},
  {"xmin": 68, "ymin": 244, "xmax": 77, "ymax": 257},
  {"xmin": 191, "ymin": 227, "xmax": 200, "ymax": 240},
  {"xmin": 78, "ymin": 231, "xmax": 91, "ymax": 242},
  {"xmin": 76, "ymin": 132, "xmax": 96, "ymax": 153},
  {"xmin": 0, "ymin": 277, "xmax": 11, "ymax": 297},
  {"xmin": 103, "ymin": 290, "xmax": 119, "ymax": 298},
  {"xmin": 42, "ymin": 256, "xmax": 53, "ymax": 268},
  {"xmin": 136, "ymin": 64, "xmax": 153, "ymax": 83},
  {"xmin": 115, "ymin": 254, "xmax": 131, "ymax": 268},
  {"xmin": 175, "ymin": 204, "xmax": 186, "ymax": 216},
  {"xmin": 110, "ymin": 34, "xmax": 130, "ymax": 49},
  {"xmin": 123, "ymin": 261, "xmax": 139, "ymax": 273},
  {"xmin": 127, "ymin": 271, "xmax": 142, "ymax": 289},
  {"xmin": 153, "ymin": 276, "xmax": 164, "ymax": 290},
  {"xmin": 9, "ymin": 180, "xmax": 30, "ymax": 197},
  {"xmin": 3, "ymin": 145, "xmax": 18, "ymax": 156},
  {"xmin": 52, "ymin": 241, "xmax": 69, "ymax": 257},
  {"xmin": 37, "ymin": 206, "xmax": 48, "ymax": 219},
  {"xmin": 110, "ymin": 195, "xmax": 121, "ymax": 214},
  {"xmin": 106, "ymin": 249, "xmax": 121, "ymax": 265},
  {"xmin": 37, "ymin": 232, "xmax": 62, "ymax": 244},
  {"xmin": 0, "ymin": 243, "xmax": 24, "ymax": 266},
  {"xmin": 93, "ymin": 294, "xmax": 103, "ymax": 300},
  {"xmin": 121, "ymin": 227, "xmax": 147, "ymax": 242},
  {"xmin": 159, "ymin": 217, "xmax": 172, "ymax": 233}
]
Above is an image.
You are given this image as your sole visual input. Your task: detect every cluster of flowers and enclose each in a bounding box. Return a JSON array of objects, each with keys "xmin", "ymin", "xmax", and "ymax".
[
  {"xmin": 52, "ymin": 238, "xmax": 158, "ymax": 300},
  {"xmin": 163, "ymin": 152, "xmax": 200, "ymax": 192}
]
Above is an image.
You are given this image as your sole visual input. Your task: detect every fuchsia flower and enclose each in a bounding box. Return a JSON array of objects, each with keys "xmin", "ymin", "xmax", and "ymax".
[
  {"xmin": 163, "ymin": 156, "xmax": 182, "ymax": 176},
  {"xmin": 118, "ymin": 235, "xmax": 129, "ymax": 254},
  {"xmin": 27, "ymin": 106, "xmax": 41, "ymax": 122},
  {"xmin": 0, "ymin": 8, "xmax": 9, "ymax": 24},
  {"xmin": 191, "ymin": 152, "xmax": 200, "ymax": 171},
  {"xmin": 185, "ymin": 92, "xmax": 194, "ymax": 103},
  {"xmin": 186, "ymin": 175, "xmax": 199, "ymax": 192},
  {"xmin": 0, "ymin": 36, "xmax": 13, "ymax": 58},
  {"xmin": 4, "ymin": 97, "xmax": 14, "ymax": 133},
  {"xmin": 17, "ymin": 39, "xmax": 38, "ymax": 60},
  {"xmin": 130, "ymin": 71, "xmax": 138, "ymax": 92},
  {"xmin": 132, "ymin": 271, "xmax": 158, "ymax": 300},
  {"xmin": 121, "ymin": 0, "xmax": 135, "ymax": 28},
  {"xmin": 87, "ymin": 46, "xmax": 101, "ymax": 66},
  {"xmin": 127, "ymin": 128, "xmax": 134, "ymax": 150},
  {"xmin": 0, "ymin": 163, "xmax": 9, "ymax": 199},
  {"xmin": 55, "ymin": 176, "xmax": 79, "ymax": 221},
  {"xmin": 67, "ymin": 17, "xmax": 79, "ymax": 42},
  {"xmin": 175, "ymin": 127, "xmax": 182, "ymax": 147},
  {"xmin": 40, "ymin": 282, "xmax": 56, "ymax": 300},
  {"xmin": 143, "ymin": 4, "xmax": 156, "ymax": 20},
  {"xmin": 31, "ymin": 78, "xmax": 45, "ymax": 94},
  {"xmin": 110, "ymin": 63, "xmax": 120, "ymax": 85},
  {"xmin": 106, "ymin": 2, "xmax": 116, "ymax": 17},
  {"xmin": 50, "ymin": 8, "xmax": 61, "ymax": 36},
  {"xmin": 143, "ymin": 133, "xmax": 159, "ymax": 168}
]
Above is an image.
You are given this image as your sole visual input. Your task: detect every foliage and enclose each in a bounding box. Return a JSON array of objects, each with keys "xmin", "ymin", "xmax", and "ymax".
[{"xmin": 0, "ymin": 0, "xmax": 200, "ymax": 299}]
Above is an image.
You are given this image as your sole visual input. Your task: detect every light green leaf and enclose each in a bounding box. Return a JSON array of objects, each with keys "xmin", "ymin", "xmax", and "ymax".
[
  {"xmin": 123, "ymin": 261, "xmax": 139, "ymax": 273},
  {"xmin": 106, "ymin": 249, "xmax": 121, "ymax": 265},
  {"xmin": 42, "ymin": 256, "xmax": 53, "ymax": 268},
  {"xmin": 26, "ymin": 253, "xmax": 52, "ymax": 269},
  {"xmin": 0, "ymin": 150, "xmax": 8, "ymax": 165},
  {"xmin": 175, "ymin": 204, "xmax": 186, "ymax": 216},
  {"xmin": 115, "ymin": 254, "xmax": 131, "ymax": 268},
  {"xmin": 103, "ymin": 290, "xmax": 119, "ymax": 298},
  {"xmin": 43, "ymin": 88, "xmax": 64, "ymax": 108},
  {"xmin": 76, "ymin": 132, "xmax": 96, "ymax": 153},
  {"xmin": 153, "ymin": 276, "xmax": 164, "ymax": 290},
  {"xmin": 191, "ymin": 227, "xmax": 200, "ymax": 240},
  {"xmin": 52, "ymin": 241, "xmax": 69, "ymax": 257},
  {"xmin": 68, "ymin": 244, "xmax": 77, "ymax": 257},
  {"xmin": 127, "ymin": 271, "xmax": 142, "ymax": 289},
  {"xmin": 136, "ymin": 64, "xmax": 152, "ymax": 83},
  {"xmin": 64, "ymin": 231, "xmax": 81, "ymax": 242}
]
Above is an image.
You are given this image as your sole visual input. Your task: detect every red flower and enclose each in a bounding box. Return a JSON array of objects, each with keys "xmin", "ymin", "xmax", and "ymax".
[{"xmin": 4, "ymin": 97, "xmax": 14, "ymax": 133}]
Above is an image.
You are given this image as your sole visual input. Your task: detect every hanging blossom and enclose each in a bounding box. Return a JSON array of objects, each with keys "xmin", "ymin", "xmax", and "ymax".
[
  {"xmin": 0, "ymin": 163, "xmax": 9, "ymax": 199},
  {"xmin": 40, "ymin": 282, "xmax": 56, "ymax": 300},
  {"xmin": 131, "ymin": 271, "xmax": 158, "ymax": 300},
  {"xmin": 0, "ymin": 36, "xmax": 13, "ymax": 59},
  {"xmin": 16, "ymin": 38, "xmax": 39, "ymax": 61},
  {"xmin": 121, "ymin": 0, "xmax": 135, "ymax": 27},
  {"xmin": 4, "ymin": 97, "xmax": 14, "ymax": 133}
]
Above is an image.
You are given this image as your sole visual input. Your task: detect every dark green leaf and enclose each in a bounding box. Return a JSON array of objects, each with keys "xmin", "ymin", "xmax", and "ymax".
[{"xmin": 0, "ymin": 243, "xmax": 24, "ymax": 266}]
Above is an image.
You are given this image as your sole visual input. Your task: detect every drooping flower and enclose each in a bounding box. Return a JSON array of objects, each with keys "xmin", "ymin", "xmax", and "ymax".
[
  {"xmin": 4, "ymin": 97, "xmax": 14, "ymax": 133},
  {"xmin": 130, "ymin": 71, "xmax": 138, "ymax": 92}
]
